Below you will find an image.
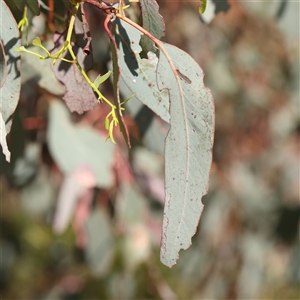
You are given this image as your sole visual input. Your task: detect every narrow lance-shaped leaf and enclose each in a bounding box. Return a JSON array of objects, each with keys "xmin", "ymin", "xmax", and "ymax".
[
  {"xmin": 0, "ymin": 40, "xmax": 7, "ymax": 88},
  {"xmin": 105, "ymin": 17, "xmax": 131, "ymax": 147},
  {"xmin": 157, "ymin": 44, "xmax": 215, "ymax": 268},
  {"xmin": 139, "ymin": 0, "xmax": 165, "ymax": 53}
]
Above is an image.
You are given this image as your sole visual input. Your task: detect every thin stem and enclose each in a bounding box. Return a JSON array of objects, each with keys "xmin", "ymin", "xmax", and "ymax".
[
  {"xmin": 66, "ymin": 3, "xmax": 79, "ymax": 43},
  {"xmin": 67, "ymin": 44, "xmax": 115, "ymax": 109}
]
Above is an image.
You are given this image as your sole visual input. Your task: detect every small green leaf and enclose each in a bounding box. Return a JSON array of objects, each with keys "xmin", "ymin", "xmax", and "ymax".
[
  {"xmin": 199, "ymin": 0, "xmax": 207, "ymax": 14},
  {"xmin": 94, "ymin": 70, "xmax": 112, "ymax": 88},
  {"xmin": 32, "ymin": 36, "xmax": 42, "ymax": 46},
  {"xmin": 104, "ymin": 116, "xmax": 110, "ymax": 130},
  {"xmin": 14, "ymin": 46, "xmax": 26, "ymax": 52}
]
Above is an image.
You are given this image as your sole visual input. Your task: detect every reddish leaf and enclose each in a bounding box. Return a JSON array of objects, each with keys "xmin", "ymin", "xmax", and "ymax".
[{"xmin": 51, "ymin": 33, "xmax": 98, "ymax": 114}]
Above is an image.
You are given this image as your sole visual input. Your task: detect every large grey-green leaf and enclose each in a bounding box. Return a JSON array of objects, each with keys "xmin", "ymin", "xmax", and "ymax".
[
  {"xmin": 157, "ymin": 43, "xmax": 214, "ymax": 268},
  {"xmin": 47, "ymin": 99, "xmax": 115, "ymax": 188},
  {"xmin": 0, "ymin": 0, "xmax": 21, "ymax": 161},
  {"xmin": 114, "ymin": 19, "xmax": 170, "ymax": 123}
]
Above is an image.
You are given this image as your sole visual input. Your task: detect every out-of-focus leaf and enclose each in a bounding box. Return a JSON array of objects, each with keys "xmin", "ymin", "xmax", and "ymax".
[
  {"xmin": 85, "ymin": 207, "xmax": 114, "ymax": 275},
  {"xmin": 20, "ymin": 165, "xmax": 55, "ymax": 216},
  {"xmin": 21, "ymin": 42, "xmax": 65, "ymax": 95},
  {"xmin": 0, "ymin": 40, "xmax": 7, "ymax": 88},
  {"xmin": 200, "ymin": 0, "xmax": 230, "ymax": 24},
  {"xmin": 0, "ymin": 0, "xmax": 21, "ymax": 161},
  {"xmin": 139, "ymin": 0, "xmax": 165, "ymax": 53},
  {"xmin": 53, "ymin": 165, "xmax": 96, "ymax": 234},
  {"xmin": 47, "ymin": 99, "xmax": 115, "ymax": 187},
  {"xmin": 199, "ymin": 0, "xmax": 207, "ymax": 14},
  {"xmin": 115, "ymin": 184, "xmax": 151, "ymax": 269},
  {"xmin": 51, "ymin": 33, "xmax": 98, "ymax": 114},
  {"xmin": 115, "ymin": 183, "xmax": 148, "ymax": 224},
  {"xmin": 114, "ymin": 19, "xmax": 170, "ymax": 123},
  {"xmin": 157, "ymin": 44, "xmax": 214, "ymax": 268},
  {"xmin": 13, "ymin": 0, "xmax": 40, "ymax": 15}
]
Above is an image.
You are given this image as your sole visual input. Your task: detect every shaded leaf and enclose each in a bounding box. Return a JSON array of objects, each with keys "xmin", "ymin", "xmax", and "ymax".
[
  {"xmin": 105, "ymin": 18, "xmax": 131, "ymax": 147},
  {"xmin": 51, "ymin": 33, "xmax": 98, "ymax": 114},
  {"xmin": 0, "ymin": 0, "xmax": 21, "ymax": 161},
  {"xmin": 47, "ymin": 99, "xmax": 115, "ymax": 188},
  {"xmin": 139, "ymin": 0, "xmax": 165, "ymax": 53},
  {"xmin": 0, "ymin": 40, "xmax": 7, "ymax": 88},
  {"xmin": 157, "ymin": 44, "xmax": 214, "ymax": 267},
  {"xmin": 13, "ymin": 0, "xmax": 40, "ymax": 15},
  {"xmin": 21, "ymin": 42, "xmax": 65, "ymax": 95},
  {"xmin": 85, "ymin": 207, "xmax": 115, "ymax": 275},
  {"xmin": 114, "ymin": 19, "xmax": 170, "ymax": 123}
]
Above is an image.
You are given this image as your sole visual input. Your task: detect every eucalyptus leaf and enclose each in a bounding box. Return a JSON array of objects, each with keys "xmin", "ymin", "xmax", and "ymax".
[
  {"xmin": 157, "ymin": 43, "xmax": 214, "ymax": 267},
  {"xmin": 85, "ymin": 208, "xmax": 115, "ymax": 275},
  {"xmin": 0, "ymin": 0, "xmax": 21, "ymax": 161},
  {"xmin": 0, "ymin": 40, "xmax": 7, "ymax": 88},
  {"xmin": 139, "ymin": 0, "xmax": 165, "ymax": 53},
  {"xmin": 47, "ymin": 99, "xmax": 115, "ymax": 188},
  {"xmin": 106, "ymin": 20, "xmax": 131, "ymax": 147},
  {"xmin": 114, "ymin": 19, "xmax": 170, "ymax": 123},
  {"xmin": 13, "ymin": 0, "xmax": 40, "ymax": 15}
]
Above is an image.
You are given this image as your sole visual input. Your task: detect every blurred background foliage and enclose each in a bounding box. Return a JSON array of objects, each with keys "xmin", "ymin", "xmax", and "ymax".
[{"xmin": 1, "ymin": 0, "xmax": 299, "ymax": 299}]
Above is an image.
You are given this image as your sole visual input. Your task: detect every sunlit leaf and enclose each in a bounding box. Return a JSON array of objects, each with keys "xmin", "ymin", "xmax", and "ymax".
[
  {"xmin": 157, "ymin": 43, "xmax": 215, "ymax": 268},
  {"xmin": 0, "ymin": 0, "xmax": 21, "ymax": 161},
  {"xmin": 114, "ymin": 19, "xmax": 170, "ymax": 123}
]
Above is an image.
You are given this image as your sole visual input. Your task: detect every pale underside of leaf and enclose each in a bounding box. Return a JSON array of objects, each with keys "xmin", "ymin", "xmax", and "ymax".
[
  {"xmin": 114, "ymin": 19, "xmax": 170, "ymax": 123},
  {"xmin": 0, "ymin": 0, "xmax": 21, "ymax": 161},
  {"xmin": 157, "ymin": 43, "xmax": 215, "ymax": 268}
]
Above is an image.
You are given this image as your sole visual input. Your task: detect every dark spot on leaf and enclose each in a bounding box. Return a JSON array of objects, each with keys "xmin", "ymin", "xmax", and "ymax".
[{"xmin": 176, "ymin": 69, "xmax": 192, "ymax": 84}]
